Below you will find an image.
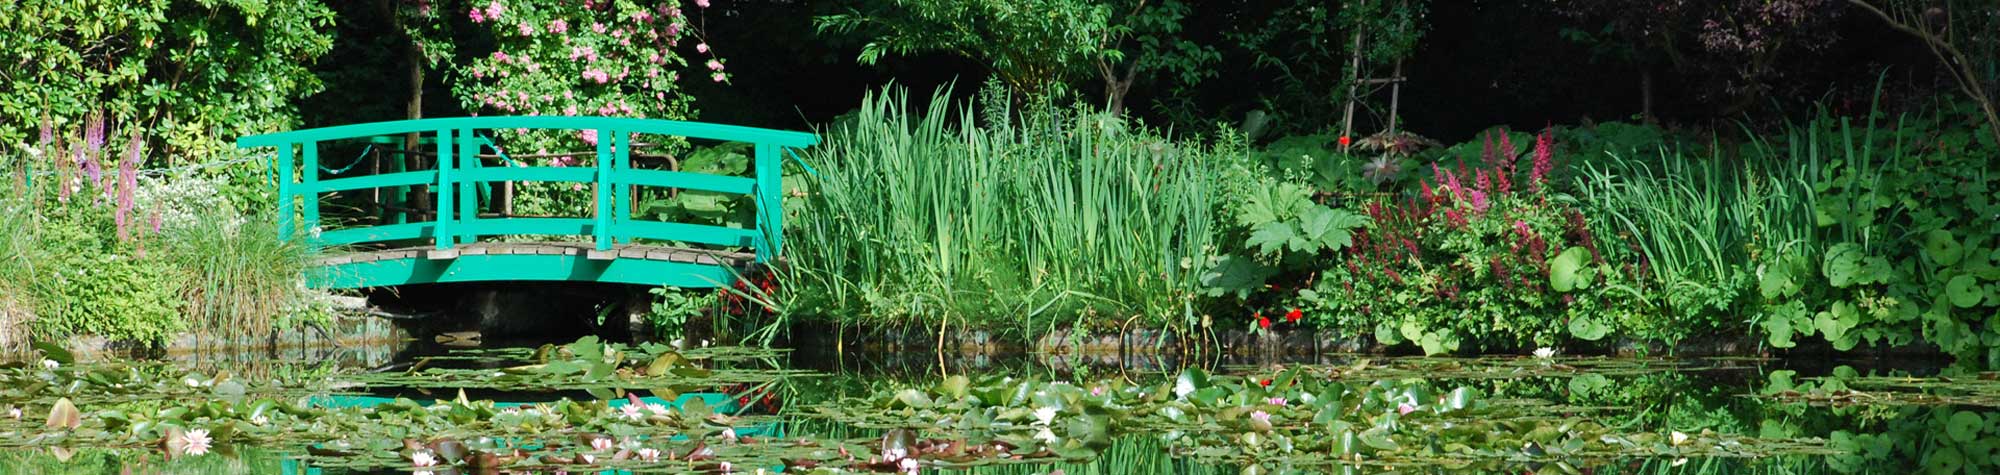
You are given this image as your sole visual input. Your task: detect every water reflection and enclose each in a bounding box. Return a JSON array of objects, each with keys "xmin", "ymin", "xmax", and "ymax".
[{"xmin": 0, "ymin": 334, "xmax": 1988, "ymax": 474}]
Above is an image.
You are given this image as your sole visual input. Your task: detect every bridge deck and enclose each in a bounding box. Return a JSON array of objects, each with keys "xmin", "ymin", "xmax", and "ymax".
[
  {"xmin": 310, "ymin": 242, "xmax": 755, "ymax": 289},
  {"xmin": 316, "ymin": 242, "xmax": 754, "ymax": 267}
]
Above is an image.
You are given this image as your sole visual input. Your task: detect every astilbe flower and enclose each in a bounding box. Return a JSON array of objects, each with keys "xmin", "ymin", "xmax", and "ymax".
[
  {"xmin": 115, "ymin": 132, "xmax": 140, "ymax": 242},
  {"xmin": 38, "ymin": 115, "xmax": 53, "ymax": 146},
  {"xmin": 1530, "ymin": 130, "xmax": 1554, "ymax": 192}
]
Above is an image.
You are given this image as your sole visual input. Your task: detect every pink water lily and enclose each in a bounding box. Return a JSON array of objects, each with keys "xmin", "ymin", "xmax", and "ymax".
[{"xmin": 181, "ymin": 429, "xmax": 213, "ymax": 456}]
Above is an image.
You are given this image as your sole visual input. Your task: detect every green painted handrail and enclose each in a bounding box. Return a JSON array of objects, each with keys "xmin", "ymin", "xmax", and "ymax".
[{"xmin": 235, "ymin": 116, "xmax": 817, "ymax": 267}]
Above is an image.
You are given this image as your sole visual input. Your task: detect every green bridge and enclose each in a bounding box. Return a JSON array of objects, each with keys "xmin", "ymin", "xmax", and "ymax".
[{"xmin": 236, "ymin": 117, "xmax": 817, "ymax": 290}]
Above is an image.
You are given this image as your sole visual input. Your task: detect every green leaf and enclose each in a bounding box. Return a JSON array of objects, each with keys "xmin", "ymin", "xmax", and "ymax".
[
  {"xmin": 1760, "ymin": 254, "xmax": 1807, "ymax": 299},
  {"xmin": 1549, "ymin": 247, "xmax": 1592, "ymax": 292},
  {"xmin": 1247, "ymin": 221, "xmax": 1298, "ymax": 256},
  {"xmin": 1568, "ymin": 315, "xmax": 1610, "ymax": 341},
  {"xmin": 1926, "ymin": 230, "xmax": 1965, "ymax": 266},
  {"xmin": 1198, "ymin": 255, "xmax": 1276, "ymax": 298},
  {"xmin": 1824, "ymin": 243, "xmax": 1891, "ymax": 288},
  {"xmin": 1948, "ymin": 275, "xmax": 1984, "ymax": 308},
  {"xmin": 1296, "ymin": 205, "xmax": 1367, "ymax": 252},
  {"xmin": 1948, "ymin": 410, "xmax": 1984, "ymax": 443}
]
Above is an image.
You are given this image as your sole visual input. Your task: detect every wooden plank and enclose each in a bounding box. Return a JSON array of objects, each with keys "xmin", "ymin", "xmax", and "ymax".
[
  {"xmin": 461, "ymin": 246, "xmax": 489, "ymax": 255},
  {"xmin": 427, "ymin": 249, "xmax": 459, "ymax": 260},
  {"xmin": 619, "ymin": 247, "xmax": 648, "ymax": 259},
  {"xmin": 587, "ymin": 249, "xmax": 618, "ymax": 261}
]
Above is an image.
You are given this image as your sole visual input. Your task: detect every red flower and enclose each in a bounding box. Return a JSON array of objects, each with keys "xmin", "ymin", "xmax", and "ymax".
[
  {"xmin": 1338, "ymin": 135, "xmax": 1352, "ymax": 147},
  {"xmin": 1257, "ymin": 313, "xmax": 1271, "ymax": 329},
  {"xmin": 1260, "ymin": 378, "xmax": 1273, "ymax": 387},
  {"xmin": 1285, "ymin": 308, "xmax": 1303, "ymax": 323}
]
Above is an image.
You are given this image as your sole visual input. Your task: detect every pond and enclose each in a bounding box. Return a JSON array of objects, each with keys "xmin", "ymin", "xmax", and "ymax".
[{"xmin": 0, "ymin": 335, "xmax": 1987, "ymax": 474}]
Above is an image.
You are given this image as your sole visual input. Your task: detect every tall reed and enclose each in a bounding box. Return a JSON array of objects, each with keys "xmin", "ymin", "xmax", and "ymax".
[{"xmin": 780, "ymin": 86, "xmax": 1226, "ymax": 340}]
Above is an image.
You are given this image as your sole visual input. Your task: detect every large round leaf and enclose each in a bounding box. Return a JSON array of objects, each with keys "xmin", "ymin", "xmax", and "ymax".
[
  {"xmin": 1949, "ymin": 275, "xmax": 1985, "ymax": 308},
  {"xmin": 1927, "ymin": 230, "xmax": 1965, "ymax": 267},
  {"xmin": 1549, "ymin": 247, "xmax": 1592, "ymax": 292},
  {"xmin": 1949, "ymin": 410, "xmax": 1985, "ymax": 443},
  {"xmin": 1568, "ymin": 315, "xmax": 1610, "ymax": 341}
]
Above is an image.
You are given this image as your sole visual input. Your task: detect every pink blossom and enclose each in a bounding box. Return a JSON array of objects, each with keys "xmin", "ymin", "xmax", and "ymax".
[
  {"xmin": 593, "ymin": 22, "xmax": 607, "ymax": 34},
  {"xmin": 706, "ymin": 59, "xmax": 723, "ymax": 71},
  {"xmin": 666, "ymin": 22, "xmax": 681, "ymax": 36},
  {"xmin": 711, "ymin": 72, "xmax": 726, "ymax": 82},
  {"xmin": 563, "ymin": 105, "xmax": 578, "ymax": 115},
  {"xmin": 580, "ymin": 129, "xmax": 599, "ymax": 146},
  {"xmin": 663, "ymin": 5, "xmax": 682, "ymax": 18},
  {"xmin": 696, "ymin": 0, "xmax": 710, "ymax": 8},
  {"xmin": 492, "ymin": 51, "xmax": 510, "ymax": 63},
  {"xmin": 1530, "ymin": 130, "xmax": 1554, "ymax": 192},
  {"xmin": 484, "ymin": 1, "xmax": 504, "ymax": 20},
  {"xmin": 582, "ymin": 69, "xmax": 610, "ymax": 84},
  {"xmin": 549, "ymin": 19, "xmax": 569, "ymax": 34},
  {"xmin": 1398, "ymin": 403, "xmax": 1417, "ymax": 415},
  {"xmin": 518, "ymin": 22, "xmax": 535, "ymax": 36},
  {"xmin": 696, "ymin": 43, "xmax": 709, "ymax": 53},
  {"xmin": 635, "ymin": 11, "xmax": 653, "ymax": 22},
  {"xmin": 469, "ymin": 8, "xmax": 485, "ymax": 23}
]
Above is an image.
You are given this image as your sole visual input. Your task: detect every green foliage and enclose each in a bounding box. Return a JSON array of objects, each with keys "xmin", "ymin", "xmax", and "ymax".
[
  {"xmin": 647, "ymin": 287, "xmax": 716, "ymax": 342},
  {"xmin": 816, "ymin": 0, "xmax": 1116, "ymax": 98},
  {"xmin": 0, "ymin": 0, "xmax": 335, "ymax": 157},
  {"xmin": 781, "ymin": 85, "xmax": 1227, "ymax": 338}
]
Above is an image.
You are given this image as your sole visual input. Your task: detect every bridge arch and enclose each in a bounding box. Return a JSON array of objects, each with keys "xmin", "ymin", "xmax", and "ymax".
[{"xmin": 236, "ymin": 116, "xmax": 816, "ymax": 289}]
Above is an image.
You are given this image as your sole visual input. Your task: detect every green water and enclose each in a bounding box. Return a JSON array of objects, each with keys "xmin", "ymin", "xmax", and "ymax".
[{"xmin": 0, "ymin": 337, "xmax": 1984, "ymax": 474}]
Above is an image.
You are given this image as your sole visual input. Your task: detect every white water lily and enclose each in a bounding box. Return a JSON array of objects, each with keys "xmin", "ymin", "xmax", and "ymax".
[
  {"xmin": 250, "ymin": 414, "xmax": 268, "ymax": 426},
  {"xmin": 40, "ymin": 359, "xmax": 58, "ymax": 370},
  {"xmin": 411, "ymin": 450, "xmax": 438, "ymax": 467},
  {"xmin": 1249, "ymin": 410, "xmax": 1271, "ymax": 424},
  {"xmin": 1670, "ymin": 431, "xmax": 1690, "ymax": 446},
  {"xmin": 1533, "ymin": 347, "xmax": 1557, "ymax": 359},
  {"xmin": 646, "ymin": 403, "xmax": 670, "ymax": 415},
  {"xmin": 722, "ymin": 427, "xmax": 739, "ymax": 442},
  {"xmin": 898, "ymin": 457, "xmax": 920, "ymax": 473},
  {"xmin": 181, "ymin": 429, "xmax": 213, "ymax": 456},
  {"xmin": 1034, "ymin": 426, "xmax": 1059, "ymax": 444},
  {"xmin": 637, "ymin": 447, "xmax": 661, "ymax": 462},
  {"xmin": 591, "ymin": 437, "xmax": 613, "ymax": 451},
  {"xmin": 1032, "ymin": 406, "xmax": 1058, "ymax": 426},
  {"xmin": 619, "ymin": 404, "xmax": 644, "ymax": 421},
  {"xmin": 6, "ymin": 407, "xmax": 18, "ymax": 419}
]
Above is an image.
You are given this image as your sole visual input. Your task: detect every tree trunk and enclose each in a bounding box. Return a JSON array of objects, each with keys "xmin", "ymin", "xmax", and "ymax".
[
  {"xmin": 404, "ymin": 28, "xmax": 431, "ymax": 217},
  {"xmin": 1640, "ymin": 68, "xmax": 1657, "ymax": 125}
]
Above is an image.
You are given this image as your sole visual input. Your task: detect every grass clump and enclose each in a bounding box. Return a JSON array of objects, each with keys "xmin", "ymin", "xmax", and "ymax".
[{"xmin": 777, "ymin": 85, "xmax": 1232, "ymax": 340}]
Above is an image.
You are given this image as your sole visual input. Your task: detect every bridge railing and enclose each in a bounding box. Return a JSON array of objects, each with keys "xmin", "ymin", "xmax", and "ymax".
[{"xmin": 236, "ymin": 117, "xmax": 817, "ymax": 263}]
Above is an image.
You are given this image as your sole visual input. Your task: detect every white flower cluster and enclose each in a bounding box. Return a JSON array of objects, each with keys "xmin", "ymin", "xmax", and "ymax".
[{"xmin": 134, "ymin": 174, "xmax": 241, "ymax": 234}]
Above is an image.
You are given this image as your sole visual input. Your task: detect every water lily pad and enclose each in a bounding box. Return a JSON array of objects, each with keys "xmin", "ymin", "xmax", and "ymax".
[
  {"xmin": 1568, "ymin": 316, "xmax": 1610, "ymax": 341},
  {"xmin": 1550, "ymin": 247, "xmax": 1592, "ymax": 292}
]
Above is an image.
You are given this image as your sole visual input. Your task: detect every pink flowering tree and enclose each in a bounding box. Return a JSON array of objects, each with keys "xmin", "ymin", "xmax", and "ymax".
[{"xmin": 398, "ymin": 0, "xmax": 730, "ymax": 216}]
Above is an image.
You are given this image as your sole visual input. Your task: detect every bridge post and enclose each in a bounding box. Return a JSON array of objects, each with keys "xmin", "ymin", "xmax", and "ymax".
[
  {"xmin": 301, "ymin": 142, "xmax": 320, "ymax": 248},
  {"xmin": 754, "ymin": 142, "xmax": 781, "ymax": 262},
  {"xmin": 611, "ymin": 130, "xmax": 630, "ymax": 245},
  {"xmin": 457, "ymin": 128, "xmax": 479, "ymax": 245},
  {"xmin": 276, "ymin": 143, "xmax": 295, "ymax": 242},
  {"xmin": 594, "ymin": 128, "xmax": 613, "ymax": 251},
  {"xmin": 435, "ymin": 128, "xmax": 455, "ymax": 250}
]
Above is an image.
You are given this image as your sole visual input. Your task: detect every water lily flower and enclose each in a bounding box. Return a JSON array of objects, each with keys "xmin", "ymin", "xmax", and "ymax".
[
  {"xmin": 182, "ymin": 429, "xmax": 213, "ymax": 456},
  {"xmin": 41, "ymin": 359, "xmax": 58, "ymax": 370},
  {"xmin": 1090, "ymin": 386, "xmax": 1104, "ymax": 397},
  {"xmin": 1032, "ymin": 407, "xmax": 1057, "ymax": 426},
  {"xmin": 412, "ymin": 450, "xmax": 438, "ymax": 467},
  {"xmin": 1670, "ymin": 431, "xmax": 1690, "ymax": 446},
  {"xmin": 637, "ymin": 447, "xmax": 661, "ymax": 461},
  {"xmin": 6, "ymin": 407, "xmax": 18, "ymax": 419},
  {"xmin": 646, "ymin": 403, "xmax": 669, "ymax": 415},
  {"xmin": 250, "ymin": 414, "xmax": 268, "ymax": 425},
  {"xmin": 1266, "ymin": 397, "xmax": 1287, "ymax": 406},
  {"xmin": 898, "ymin": 457, "xmax": 919, "ymax": 473},
  {"xmin": 619, "ymin": 404, "xmax": 644, "ymax": 422},
  {"xmin": 1034, "ymin": 427, "xmax": 1058, "ymax": 444},
  {"xmin": 1533, "ymin": 347, "xmax": 1557, "ymax": 359},
  {"xmin": 722, "ymin": 427, "xmax": 739, "ymax": 442},
  {"xmin": 592, "ymin": 437, "xmax": 614, "ymax": 451},
  {"xmin": 719, "ymin": 461, "xmax": 731, "ymax": 472},
  {"xmin": 1397, "ymin": 403, "xmax": 1416, "ymax": 415},
  {"xmin": 1249, "ymin": 411, "xmax": 1271, "ymax": 424}
]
